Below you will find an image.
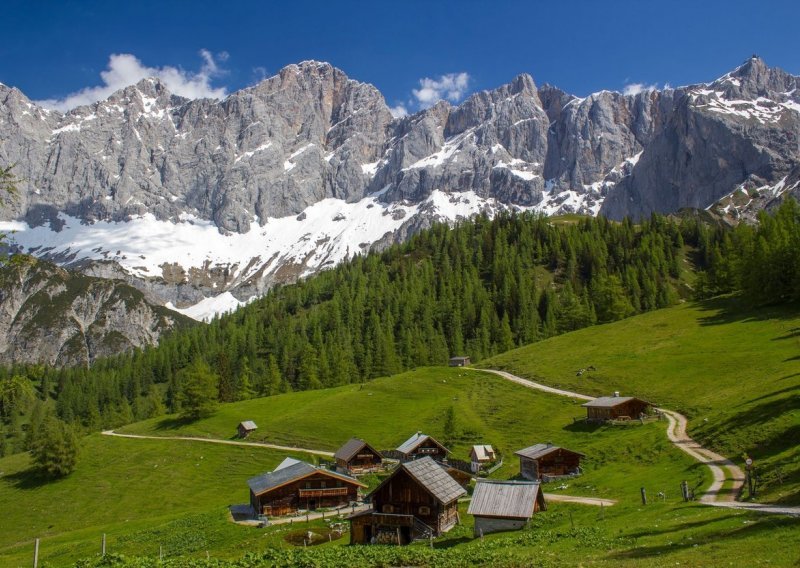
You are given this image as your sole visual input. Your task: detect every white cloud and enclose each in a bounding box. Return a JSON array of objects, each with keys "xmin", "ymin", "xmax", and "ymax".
[
  {"xmin": 36, "ymin": 50, "xmax": 229, "ymax": 112},
  {"xmin": 622, "ymin": 82, "xmax": 659, "ymax": 96},
  {"xmin": 388, "ymin": 104, "xmax": 408, "ymax": 118},
  {"xmin": 411, "ymin": 72, "xmax": 471, "ymax": 108}
]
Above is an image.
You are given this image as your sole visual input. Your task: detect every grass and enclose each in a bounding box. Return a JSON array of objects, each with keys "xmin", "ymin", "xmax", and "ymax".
[{"xmin": 482, "ymin": 296, "xmax": 800, "ymax": 505}]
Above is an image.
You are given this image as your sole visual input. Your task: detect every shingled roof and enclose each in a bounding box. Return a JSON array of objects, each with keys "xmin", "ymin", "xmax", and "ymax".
[
  {"xmin": 515, "ymin": 443, "xmax": 585, "ymax": 460},
  {"xmin": 396, "ymin": 432, "xmax": 449, "ymax": 455},
  {"xmin": 334, "ymin": 438, "xmax": 381, "ymax": 462},
  {"xmin": 467, "ymin": 479, "xmax": 546, "ymax": 519},
  {"xmin": 247, "ymin": 461, "xmax": 365, "ymax": 496},
  {"xmin": 238, "ymin": 420, "xmax": 257, "ymax": 430},
  {"xmin": 402, "ymin": 457, "xmax": 466, "ymax": 505},
  {"xmin": 581, "ymin": 396, "xmax": 649, "ymax": 408}
]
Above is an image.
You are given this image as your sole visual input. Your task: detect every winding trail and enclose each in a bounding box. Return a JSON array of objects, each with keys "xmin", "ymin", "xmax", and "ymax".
[
  {"xmin": 101, "ymin": 430, "xmax": 335, "ymax": 457},
  {"xmin": 479, "ymin": 369, "xmax": 800, "ymax": 516}
]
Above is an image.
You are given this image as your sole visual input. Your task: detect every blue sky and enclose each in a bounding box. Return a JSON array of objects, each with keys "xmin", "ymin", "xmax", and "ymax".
[{"xmin": 2, "ymin": 0, "xmax": 798, "ymax": 114}]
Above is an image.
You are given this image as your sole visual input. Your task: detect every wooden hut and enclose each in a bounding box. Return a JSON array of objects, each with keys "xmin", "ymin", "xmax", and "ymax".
[
  {"xmin": 349, "ymin": 456, "xmax": 466, "ymax": 545},
  {"xmin": 581, "ymin": 394, "xmax": 651, "ymax": 422},
  {"xmin": 396, "ymin": 432, "xmax": 449, "ymax": 462},
  {"xmin": 334, "ymin": 438, "xmax": 384, "ymax": 475},
  {"xmin": 470, "ymin": 444, "xmax": 496, "ymax": 473},
  {"xmin": 467, "ymin": 479, "xmax": 546, "ymax": 536},
  {"xmin": 515, "ymin": 443, "xmax": 584, "ymax": 480},
  {"xmin": 248, "ymin": 460, "xmax": 365, "ymax": 517},
  {"xmin": 448, "ymin": 356, "xmax": 471, "ymax": 367},
  {"xmin": 237, "ymin": 420, "xmax": 258, "ymax": 438}
]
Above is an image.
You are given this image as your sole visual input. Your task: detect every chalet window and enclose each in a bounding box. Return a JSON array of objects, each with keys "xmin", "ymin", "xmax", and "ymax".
[
  {"xmin": 382, "ymin": 505, "xmax": 394, "ymax": 513},
  {"xmin": 418, "ymin": 506, "xmax": 430, "ymax": 515},
  {"xmin": 336, "ymin": 480, "xmax": 342, "ymax": 487},
  {"xmin": 305, "ymin": 482, "xmax": 311, "ymax": 489},
  {"xmin": 321, "ymin": 481, "xmax": 326, "ymax": 489}
]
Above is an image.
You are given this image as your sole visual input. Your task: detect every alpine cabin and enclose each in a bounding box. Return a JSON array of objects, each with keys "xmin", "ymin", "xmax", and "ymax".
[
  {"xmin": 448, "ymin": 356, "xmax": 471, "ymax": 367},
  {"xmin": 582, "ymin": 393, "xmax": 651, "ymax": 422},
  {"xmin": 470, "ymin": 444, "xmax": 496, "ymax": 473},
  {"xmin": 467, "ymin": 479, "xmax": 546, "ymax": 536},
  {"xmin": 515, "ymin": 443, "xmax": 584, "ymax": 480},
  {"xmin": 248, "ymin": 460, "xmax": 365, "ymax": 517},
  {"xmin": 349, "ymin": 456, "xmax": 466, "ymax": 545},
  {"xmin": 334, "ymin": 438, "xmax": 384, "ymax": 475},
  {"xmin": 396, "ymin": 432, "xmax": 449, "ymax": 462},
  {"xmin": 237, "ymin": 420, "xmax": 257, "ymax": 438}
]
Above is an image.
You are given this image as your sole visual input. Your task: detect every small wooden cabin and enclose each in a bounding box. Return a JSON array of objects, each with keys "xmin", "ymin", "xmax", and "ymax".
[
  {"xmin": 467, "ymin": 479, "xmax": 546, "ymax": 536},
  {"xmin": 515, "ymin": 443, "xmax": 584, "ymax": 480},
  {"xmin": 396, "ymin": 432, "xmax": 449, "ymax": 462},
  {"xmin": 237, "ymin": 420, "xmax": 258, "ymax": 438},
  {"xmin": 248, "ymin": 460, "xmax": 365, "ymax": 517},
  {"xmin": 581, "ymin": 394, "xmax": 651, "ymax": 422},
  {"xmin": 334, "ymin": 438, "xmax": 384, "ymax": 475},
  {"xmin": 349, "ymin": 456, "xmax": 466, "ymax": 545},
  {"xmin": 470, "ymin": 444, "xmax": 496, "ymax": 473},
  {"xmin": 448, "ymin": 356, "xmax": 471, "ymax": 367}
]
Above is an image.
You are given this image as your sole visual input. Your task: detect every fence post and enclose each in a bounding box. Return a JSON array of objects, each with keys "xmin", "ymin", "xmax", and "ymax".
[
  {"xmin": 640, "ymin": 487, "xmax": 647, "ymax": 505},
  {"xmin": 33, "ymin": 538, "xmax": 39, "ymax": 568},
  {"xmin": 102, "ymin": 533, "xmax": 106, "ymax": 556},
  {"xmin": 681, "ymin": 480, "xmax": 689, "ymax": 502}
]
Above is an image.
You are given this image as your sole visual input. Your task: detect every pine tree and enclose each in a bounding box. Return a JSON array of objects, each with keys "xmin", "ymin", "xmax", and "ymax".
[
  {"xmin": 178, "ymin": 359, "xmax": 219, "ymax": 420},
  {"xmin": 31, "ymin": 415, "xmax": 79, "ymax": 478}
]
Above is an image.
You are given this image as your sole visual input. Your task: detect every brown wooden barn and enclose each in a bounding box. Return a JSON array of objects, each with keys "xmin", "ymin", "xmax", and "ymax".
[
  {"xmin": 349, "ymin": 456, "xmax": 466, "ymax": 545},
  {"xmin": 334, "ymin": 438, "xmax": 384, "ymax": 475},
  {"xmin": 237, "ymin": 420, "xmax": 257, "ymax": 438},
  {"xmin": 396, "ymin": 432, "xmax": 449, "ymax": 462},
  {"xmin": 467, "ymin": 479, "xmax": 546, "ymax": 536},
  {"xmin": 581, "ymin": 394, "xmax": 651, "ymax": 422},
  {"xmin": 448, "ymin": 356, "xmax": 471, "ymax": 367},
  {"xmin": 248, "ymin": 460, "xmax": 365, "ymax": 517},
  {"xmin": 515, "ymin": 443, "xmax": 585, "ymax": 480}
]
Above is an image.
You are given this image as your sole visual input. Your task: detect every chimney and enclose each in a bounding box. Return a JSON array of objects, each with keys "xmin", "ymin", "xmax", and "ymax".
[{"xmin": 613, "ymin": 391, "xmax": 620, "ymax": 397}]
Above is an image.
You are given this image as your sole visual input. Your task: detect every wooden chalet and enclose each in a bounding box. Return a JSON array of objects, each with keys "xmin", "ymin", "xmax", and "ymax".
[
  {"xmin": 248, "ymin": 460, "xmax": 365, "ymax": 517},
  {"xmin": 470, "ymin": 444, "xmax": 496, "ymax": 473},
  {"xmin": 396, "ymin": 431, "xmax": 449, "ymax": 462},
  {"xmin": 334, "ymin": 438, "xmax": 383, "ymax": 475},
  {"xmin": 581, "ymin": 394, "xmax": 651, "ymax": 422},
  {"xmin": 515, "ymin": 443, "xmax": 584, "ymax": 481},
  {"xmin": 448, "ymin": 356, "xmax": 471, "ymax": 367},
  {"xmin": 237, "ymin": 420, "xmax": 257, "ymax": 438},
  {"xmin": 467, "ymin": 479, "xmax": 546, "ymax": 536},
  {"xmin": 349, "ymin": 456, "xmax": 466, "ymax": 545}
]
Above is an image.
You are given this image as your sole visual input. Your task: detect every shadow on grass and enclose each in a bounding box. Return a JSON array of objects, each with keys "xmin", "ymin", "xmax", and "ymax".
[
  {"xmin": 154, "ymin": 416, "xmax": 196, "ymax": 430},
  {"xmin": 611, "ymin": 514, "xmax": 800, "ymax": 560},
  {"xmin": 562, "ymin": 421, "xmax": 603, "ymax": 433},
  {"xmin": 623, "ymin": 514, "xmax": 733, "ymax": 539},
  {"xmin": 433, "ymin": 536, "xmax": 472, "ymax": 549},
  {"xmin": 695, "ymin": 296, "xmax": 800, "ymax": 327},
  {"xmin": 5, "ymin": 467, "xmax": 62, "ymax": 490},
  {"xmin": 746, "ymin": 385, "xmax": 800, "ymax": 404}
]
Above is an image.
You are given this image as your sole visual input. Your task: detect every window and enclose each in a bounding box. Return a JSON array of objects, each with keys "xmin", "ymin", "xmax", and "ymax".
[
  {"xmin": 419, "ymin": 506, "xmax": 430, "ymax": 515},
  {"xmin": 382, "ymin": 504, "xmax": 394, "ymax": 513},
  {"xmin": 321, "ymin": 481, "xmax": 326, "ymax": 489},
  {"xmin": 336, "ymin": 480, "xmax": 342, "ymax": 487},
  {"xmin": 305, "ymin": 482, "xmax": 311, "ymax": 489}
]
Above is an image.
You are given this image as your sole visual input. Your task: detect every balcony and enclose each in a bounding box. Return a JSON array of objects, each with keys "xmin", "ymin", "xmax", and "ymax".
[{"xmin": 298, "ymin": 487, "xmax": 350, "ymax": 498}]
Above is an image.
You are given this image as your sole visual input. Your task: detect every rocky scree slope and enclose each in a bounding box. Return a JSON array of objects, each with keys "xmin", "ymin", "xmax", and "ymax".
[
  {"xmin": 0, "ymin": 259, "xmax": 191, "ymax": 366},
  {"xmin": 0, "ymin": 57, "xmax": 798, "ymax": 318}
]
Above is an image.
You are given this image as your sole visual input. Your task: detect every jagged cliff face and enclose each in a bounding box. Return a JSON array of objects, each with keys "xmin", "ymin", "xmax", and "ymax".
[
  {"xmin": 0, "ymin": 57, "xmax": 798, "ymax": 319},
  {"xmin": 0, "ymin": 259, "xmax": 192, "ymax": 366}
]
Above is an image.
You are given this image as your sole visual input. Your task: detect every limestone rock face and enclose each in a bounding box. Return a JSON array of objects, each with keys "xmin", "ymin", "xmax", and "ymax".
[
  {"xmin": 0, "ymin": 56, "xmax": 798, "ymax": 320},
  {"xmin": 0, "ymin": 259, "xmax": 191, "ymax": 366}
]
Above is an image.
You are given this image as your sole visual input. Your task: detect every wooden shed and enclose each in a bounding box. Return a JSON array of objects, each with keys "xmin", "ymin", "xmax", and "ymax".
[
  {"xmin": 581, "ymin": 394, "xmax": 651, "ymax": 422},
  {"xmin": 248, "ymin": 460, "xmax": 365, "ymax": 517},
  {"xmin": 470, "ymin": 444, "xmax": 497, "ymax": 473},
  {"xmin": 349, "ymin": 456, "xmax": 466, "ymax": 545},
  {"xmin": 237, "ymin": 420, "xmax": 257, "ymax": 438},
  {"xmin": 515, "ymin": 443, "xmax": 585, "ymax": 480},
  {"xmin": 396, "ymin": 432, "xmax": 450, "ymax": 463},
  {"xmin": 467, "ymin": 479, "xmax": 546, "ymax": 536},
  {"xmin": 448, "ymin": 356, "xmax": 471, "ymax": 367},
  {"xmin": 334, "ymin": 438, "xmax": 384, "ymax": 475}
]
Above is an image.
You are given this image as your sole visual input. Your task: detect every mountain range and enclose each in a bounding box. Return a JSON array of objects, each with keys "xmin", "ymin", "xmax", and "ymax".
[{"xmin": 0, "ymin": 56, "xmax": 798, "ymax": 322}]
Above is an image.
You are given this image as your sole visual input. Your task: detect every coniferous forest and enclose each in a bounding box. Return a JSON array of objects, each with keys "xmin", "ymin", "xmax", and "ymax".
[{"xmin": 2, "ymin": 202, "xmax": 799, "ymax": 454}]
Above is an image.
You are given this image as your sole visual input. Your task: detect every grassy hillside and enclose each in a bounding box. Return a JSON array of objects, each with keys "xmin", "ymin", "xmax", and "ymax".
[
  {"xmin": 483, "ymin": 296, "xmax": 800, "ymax": 505},
  {"xmin": 1, "ymin": 366, "xmax": 798, "ymax": 566}
]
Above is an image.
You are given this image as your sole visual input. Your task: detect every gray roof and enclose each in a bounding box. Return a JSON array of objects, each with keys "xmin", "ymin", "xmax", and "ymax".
[
  {"xmin": 274, "ymin": 457, "xmax": 303, "ymax": 471},
  {"xmin": 396, "ymin": 432, "xmax": 448, "ymax": 455},
  {"xmin": 515, "ymin": 443, "xmax": 585, "ymax": 460},
  {"xmin": 581, "ymin": 396, "xmax": 647, "ymax": 408},
  {"xmin": 248, "ymin": 460, "xmax": 364, "ymax": 496},
  {"xmin": 467, "ymin": 479, "xmax": 544, "ymax": 519},
  {"xmin": 238, "ymin": 420, "xmax": 258, "ymax": 430},
  {"xmin": 334, "ymin": 438, "xmax": 380, "ymax": 462},
  {"xmin": 402, "ymin": 457, "xmax": 466, "ymax": 504}
]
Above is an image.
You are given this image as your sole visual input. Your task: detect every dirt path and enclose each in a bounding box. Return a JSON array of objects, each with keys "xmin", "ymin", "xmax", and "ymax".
[
  {"xmin": 101, "ymin": 430, "xmax": 335, "ymax": 457},
  {"xmin": 479, "ymin": 369, "xmax": 800, "ymax": 516},
  {"xmin": 543, "ymin": 494, "xmax": 616, "ymax": 507}
]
